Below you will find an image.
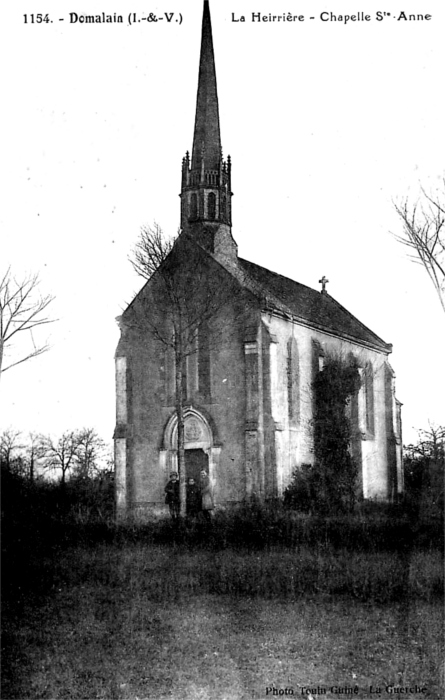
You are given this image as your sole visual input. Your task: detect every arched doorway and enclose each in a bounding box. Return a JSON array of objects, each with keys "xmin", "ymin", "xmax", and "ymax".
[
  {"xmin": 185, "ymin": 448, "xmax": 208, "ymax": 483},
  {"xmin": 160, "ymin": 407, "xmax": 220, "ymax": 503}
]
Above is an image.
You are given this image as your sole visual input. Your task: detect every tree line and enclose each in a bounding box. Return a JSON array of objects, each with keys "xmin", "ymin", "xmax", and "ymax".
[{"xmin": 0, "ymin": 427, "xmax": 112, "ymax": 485}]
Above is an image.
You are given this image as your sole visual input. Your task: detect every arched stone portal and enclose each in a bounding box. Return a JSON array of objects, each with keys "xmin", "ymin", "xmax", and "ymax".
[{"xmin": 159, "ymin": 407, "xmax": 221, "ymax": 497}]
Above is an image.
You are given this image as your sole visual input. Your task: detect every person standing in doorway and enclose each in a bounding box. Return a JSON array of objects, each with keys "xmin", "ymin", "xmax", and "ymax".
[
  {"xmin": 165, "ymin": 472, "xmax": 180, "ymax": 521},
  {"xmin": 200, "ymin": 469, "xmax": 214, "ymax": 523},
  {"xmin": 186, "ymin": 477, "xmax": 201, "ymax": 519}
]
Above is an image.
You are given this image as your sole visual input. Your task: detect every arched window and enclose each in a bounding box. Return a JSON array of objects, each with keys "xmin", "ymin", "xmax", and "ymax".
[
  {"xmin": 190, "ymin": 193, "xmax": 198, "ymax": 220},
  {"xmin": 364, "ymin": 362, "xmax": 375, "ymax": 435},
  {"xmin": 207, "ymin": 192, "xmax": 216, "ymax": 220},
  {"xmin": 287, "ymin": 338, "xmax": 300, "ymax": 425},
  {"xmin": 198, "ymin": 322, "xmax": 211, "ymax": 400},
  {"xmin": 164, "ymin": 344, "xmax": 176, "ymax": 406}
]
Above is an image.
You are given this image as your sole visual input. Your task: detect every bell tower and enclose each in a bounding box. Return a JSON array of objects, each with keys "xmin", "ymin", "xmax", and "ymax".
[{"xmin": 180, "ymin": 0, "xmax": 237, "ymax": 261}]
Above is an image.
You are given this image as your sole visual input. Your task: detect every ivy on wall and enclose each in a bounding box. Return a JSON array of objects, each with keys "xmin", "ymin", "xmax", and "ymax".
[{"xmin": 312, "ymin": 353, "xmax": 362, "ymax": 512}]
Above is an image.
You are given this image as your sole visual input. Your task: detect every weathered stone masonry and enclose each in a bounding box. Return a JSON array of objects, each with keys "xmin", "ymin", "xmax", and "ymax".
[{"xmin": 114, "ymin": 1, "xmax": 403, "ymax": 519}]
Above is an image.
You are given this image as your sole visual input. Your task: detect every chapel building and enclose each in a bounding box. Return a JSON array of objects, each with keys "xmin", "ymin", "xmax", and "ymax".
[{"xmin": 114, "ymin": 1, "xmax": 403, "ymax": 519}]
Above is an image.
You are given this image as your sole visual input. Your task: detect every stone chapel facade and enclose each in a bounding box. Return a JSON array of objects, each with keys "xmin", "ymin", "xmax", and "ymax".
[{"xmin": 114, "ymin": 1, "xmax": 403, "ymax": 519}]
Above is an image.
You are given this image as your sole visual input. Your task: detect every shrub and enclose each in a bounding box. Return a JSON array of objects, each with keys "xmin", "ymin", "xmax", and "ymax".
[{"xmin": 283, "ymin": 463, "xmax": 316, "ymax": 512}]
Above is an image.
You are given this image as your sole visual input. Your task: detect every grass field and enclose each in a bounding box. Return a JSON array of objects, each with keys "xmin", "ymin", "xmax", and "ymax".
[{"xmin": 2, "ymin": 540, "xmax": 443, "ymax": 700}]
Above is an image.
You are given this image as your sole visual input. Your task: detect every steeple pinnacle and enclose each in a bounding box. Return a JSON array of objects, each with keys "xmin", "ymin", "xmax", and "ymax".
[
  {"xmin": 180, "ymin": 1, "xmax": 236, "ymax": 262},
  {"xmin": 191, "ymin": 0, "xmax": 221, "ymax": 174}
]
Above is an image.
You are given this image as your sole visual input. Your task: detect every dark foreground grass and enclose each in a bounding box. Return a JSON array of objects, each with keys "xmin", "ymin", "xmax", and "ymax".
[{"xmin": 2, "ymin": 543, "xmax": 443, "ymax": 700}]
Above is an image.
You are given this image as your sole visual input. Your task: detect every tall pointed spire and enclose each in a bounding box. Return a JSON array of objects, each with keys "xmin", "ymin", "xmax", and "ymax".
[
  {"xmin": 180, "ymin": 0, "xmax": 236, "ymax": 262},
  {"xmin": 191, "ymin": 0, "xmax": 221, "ymax": 174}
]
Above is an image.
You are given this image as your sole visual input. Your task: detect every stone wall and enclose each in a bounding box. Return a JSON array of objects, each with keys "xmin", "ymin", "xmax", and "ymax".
[
  {"xmin": 259, "ymin": 312, "xmax": 395, "ymax": 500},
  {"xmin": 115, "ymin": 257, "xmax": 400, "ymax": 517}
]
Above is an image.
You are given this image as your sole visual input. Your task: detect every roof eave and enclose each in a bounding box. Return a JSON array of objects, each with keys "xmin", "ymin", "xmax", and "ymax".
[{"xmin": 261, "ymin": 305, "xmax": 393, "ymax": 355}]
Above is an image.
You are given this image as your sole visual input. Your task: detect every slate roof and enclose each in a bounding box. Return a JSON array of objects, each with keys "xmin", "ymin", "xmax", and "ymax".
[{"xmin": 238, "ymin": 258, "xmax": 392, "ymax": 353}]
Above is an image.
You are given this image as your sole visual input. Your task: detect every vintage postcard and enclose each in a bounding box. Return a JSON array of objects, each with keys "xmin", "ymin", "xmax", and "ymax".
[{"xmin": 2, "ymin": 2, "xmax": 444, "ymax": 699}]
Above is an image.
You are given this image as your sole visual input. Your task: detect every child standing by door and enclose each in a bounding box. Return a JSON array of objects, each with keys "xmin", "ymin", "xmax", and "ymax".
[{"xmin": 186, "ymin": 477, "xmax": 201, "ymax": 518}]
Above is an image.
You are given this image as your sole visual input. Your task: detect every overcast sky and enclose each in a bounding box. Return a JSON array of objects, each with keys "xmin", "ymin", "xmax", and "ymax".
[{"xmin": 1, "ymin": 0, "xmax": 444, "ymax": 445}]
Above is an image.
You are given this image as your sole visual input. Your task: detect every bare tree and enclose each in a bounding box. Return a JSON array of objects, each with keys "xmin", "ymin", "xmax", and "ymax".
[
  {"xmin": 41, "ymin": 431, "xmax": 80, "ymax": 487},
  {"xmin": 26, "ymin": 432, "xmax": 46, "ymax": 482},
  {"xmin": 130, "ymin": 222, "xmax": 175, "ymax": 280},
  {"xmin": 405, "ymin": 423, "xmax": 445, "ymax": 465},
  {"xmin": 394, "ymin": 180, "xmax": 445, "ymax": 314},
  {"xmin": 128, "ymin": 224, "xmax": 246, "ymax": 515},
  {"xmin": 73, "ymin": 428, "xmax": 107, "ymax": 480},
  {"xmin": 0, "ymin": 429, "xmax": 47, "ymax": 481},
  {"xmin": 0, "ymin": 428, "xmax": 24, "ymax": 473},
  {"xmin": 0, "ymin": 268, "xmax": 55, "ymax": 377}
]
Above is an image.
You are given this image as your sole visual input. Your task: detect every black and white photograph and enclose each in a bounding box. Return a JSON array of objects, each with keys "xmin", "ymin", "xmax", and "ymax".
[{"xmin": 1, "ymin": 1, "xmax": 444, "ymax": 698}]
